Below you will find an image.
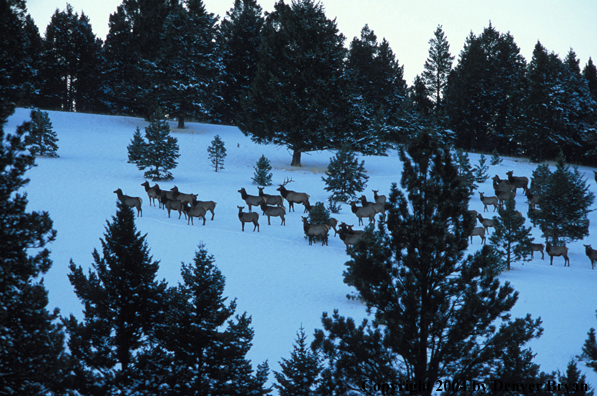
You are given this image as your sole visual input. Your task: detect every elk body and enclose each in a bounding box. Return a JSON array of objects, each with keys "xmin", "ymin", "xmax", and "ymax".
[
  {"xmin": 469, "ymin": 227, "xmax": 486, "ymax": 244},
  {"xmin": 276, "ymin": 178, "xmax": 310, "ymax": 212},
  {"xmin": 492, "ymin": 175, "xmax": 514, "ymax": 195},
  {"xmin": 171, "ymin": 186, "xmax": 197, "ymax": 205},
  {"xmin": 526, "ymin": 191, "xmax": 540, "ymax": 209},
  {"xmin": 328, "ymin": 218, "xmax": 338, "ymax": 236},
  {"xmin": 302, "ymin": 200, "xmax": 313, "ymax": 214},
  {"xmin": 114, "ymin": 188, "xmax": 143, "ymax": 216},
  {"xmin": 238, "ymin": 188, "xmax": 263, "ymax": 212},
  {"xmin": 160, "ymin": 194, "xmax": 186, "ymax": 219},
  {"xmin": 192, "ymin": 200, "xmax": 217, "ymax": 220},
  {"xmin": 337, "ymin": 223, "xmax": 365, "ymax": 247},
  {"xmin": 477, "ymin": 214, "xmax": 494, "ymax": 234},
  {"xmin": 141, "ymin": 181, "xmax": 161, "ymax": 207},
  {"xmin": 584, "ymin": 244, "xmax": 597, "ymax": 269},
  {"xmin": 237, "ymin": 206, "xmax": 259, "ymax": 232},
  {"xmin": 530, "ymin": 243, "xmax": 545, "ymax": 259},
  {"xmin": 506, "ymin": 171, "xmax": 529, "ymax": 194},
  {"xmin": 496, "ymin": 191, "xmax": 515, "ymax": 207},
  {"xmin": 183, "ymin": 202, "xmax": 206, "ymax": 226},
  {"xmin": 358, "ymin": 195, "xmax": 387, "ymax": 220},
  {"xmin": 257, "ymin": 187, "xmax": 284, "ymax": 208},
  {"xmin": 301, "ymin": 217, "xmax": 330, "ymax": 246},
  {"xmin": 479, "ymin": 192, "xmax": 498, "ymax": 212},
  {"xmin": 372, "ymin": 190, "xmax": 386, "ymax": 204},
  {"xmin": 546, "ymin": 242, "xmax": 569, "ymax": 266},
  {"xmin": 349, "ymin": 201, "xmax": 376, "ymax": 226},
  {"xmin": 260, "ymin": 202, "xmax": 286, "ymax": 225}
]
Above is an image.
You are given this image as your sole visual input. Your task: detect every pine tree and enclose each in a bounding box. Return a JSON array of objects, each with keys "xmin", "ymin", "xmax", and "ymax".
[
  {"xmin": 207, "ymin": 134, "xmax": 227, "ymax": 172},
  {"xmin": 252, "ymin": 154, "xmax": 273, "ymax": 186},
  {"xmin": 0, "ymin": 109, "xmax": 66, "ymax": 394},
  {"xmin": 274, "ymin": 326, "xmax": 322, "ymax": 396},
  {"xmin": 473, "ymin": 154, "xmax": 489, "ymax": 183},
  {"xmin": 490, "ymin": 149, "xmax": 503, "ymax": 166},
  {"xmin": 584, "ymin": 57, "xmax": 597, "ymax": 102},
  {"xmin": 322, "ymin": 144, "xmax": 369, "ymax": 203},
  {"xmin": 24, "ymin": 108, "xmax": 59, "ymax": 157},
  {"xmin": 422, "ymin": 25, "xmax": 454, "ymax": 113},
  {"xmin": 557, "ymin": 360, "xmax": 594, "ymax": 395},
  {"xmin": 452, "ymin": 148, "xmax": 476, "ymax": 196},
  {"xmin": 313, "ymin": 132, "xmax": 543, "ymax": 394},
  {"xmin": 64, "ymin": 200, "xmax": 167, "ymax": 393},
  {"xmin": 489, "ymin": 195, "xmax": 533, "ymax": 271},
  {"xmin": 307, "ymin": 202, "xmax": 330, "ymax": 244},
  {"xmin": 529, "ymin": 154, "xmax": 595, "ymax": 245},
  {"xmin": 128, "ymin": 109, "xmax": 180, "ymax": 180},
  {"xmin": 582, "ymin": 324, "xmax": 597, "ymax": 372}
]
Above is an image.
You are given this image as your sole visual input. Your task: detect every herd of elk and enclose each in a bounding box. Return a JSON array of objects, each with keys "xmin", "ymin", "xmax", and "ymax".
[
  {"xmin": 277, "ymin": 178, "xmax": 310, "ymax": 212},
  {"xmin": 114, "ymin": 188, "xmax": 143, "ymax": 217}
]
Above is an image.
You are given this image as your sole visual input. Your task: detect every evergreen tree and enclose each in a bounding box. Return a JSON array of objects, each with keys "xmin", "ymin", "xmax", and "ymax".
[
  {"xmin": 274, "ymin": 326, "xmax": 322, "ymax": 396},
  {"xmin": 582, "ymin": 323, "xmax": 597, "ymax": 372},
  {"xmin": 207, "ymin": 134, "xmax": 227, "ymax": 172},
  {"xmin": 0, "ymin": 108, "xmax": 66, "ymax": 394},
  {"xmin": 490, "ymin": 148, "xmax": 503, "ymax": 166},
  {"xmin": 556, "ymin": 360, "xmax": 594, "ymax": 395},
  {"xmin": 238, "ymin": 0, "xmax": 361, "ymax": 167},
  {"xmin": 409, "ymin": 74, "xmax": 434, "ymax": 117},
  {"xmin": 252, "ymin": 154, "xmax": 273, "ymax": 186},
  {"xmin": 489, "ymin": 195, "xmax": 533, "ymax": 271},
  {"xmin": 422, "ymin": 25, "xmax": 454, "ymax": 113},
  {"xmin": 584, "ymin": 57, "xmax": 597, "ymax": 102},
  {"xmin": 452, "ymin": 148, "xmax": 476, "ymax": 196},
  {"xmin": 128, "ymin": 109, "xmax": 180, "ymax": 180},
  {"xmin": 217, "ymin": 0, "xmax": 265, "ymax": 125},
  {"xmin": 64, "ymin": 200, "xmax": 167, "ymax": 393},
  {"xmin": 149, "ymin": 244, "xmax": 268, "ymax": 394},
  {"xmin": 473, "ymin": 154, "xmax": 489, "ymax": 184},
  {"xmin": 313, "ymin": 132, "xmax": 543, "ymax": 394},
  {"xmin": 24, "ymin": 108, "xmax": 59, "ymax": 157},
  {"xmin": 322, "ymin": 144, "xmax": 369, "ymax": 203},
  {"xmin": 529, "ymin": 154, "xmax": 595, "ymax": 245}
]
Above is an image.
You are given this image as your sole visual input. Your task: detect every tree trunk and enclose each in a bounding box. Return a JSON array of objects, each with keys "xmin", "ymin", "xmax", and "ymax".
[
  {"xmin": 177, "ymin": 116, "xmax": 185, "ymax": 129},
  {"xmin": 291, "ymin": 150, "xmax": 302, "ymax": 167}
]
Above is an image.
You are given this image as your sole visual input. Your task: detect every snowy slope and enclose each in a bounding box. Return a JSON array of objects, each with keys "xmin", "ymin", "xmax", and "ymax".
[{"xmin": 6, "ymin": 108, "xmax": 597, "ymax": 388}]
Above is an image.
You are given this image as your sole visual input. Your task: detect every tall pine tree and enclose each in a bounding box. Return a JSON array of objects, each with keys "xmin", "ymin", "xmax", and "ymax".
[
  {"xmin": 24, "ymin": 108, "xmax": 59, "ymax": 157},
  {"xmin": 322, "ymin": 144, "xmax": 369, "ymax": 203},
  {"xmin": 207, "ymin": 134, "xmax": 227, "ymax": 172},
  {"xmin": 422, "ymin": 24, "xmax": 453, "ymax": 114},
  {"xmin": 313, "ymin": 132, "xmax": 543, "ymax": 394}
]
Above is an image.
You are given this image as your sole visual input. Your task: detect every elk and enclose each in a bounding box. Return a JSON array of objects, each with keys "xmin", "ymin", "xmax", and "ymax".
[
  {"xmin": 479, "ymin": 192, "xmax": 498, "ymax": 212},
  {"xmin": 584, "ymin": 244, "xmax": 597, "ymax": 270},
  {"xmin": 469, "ymin": 227, "xmax": 486, "ymax": 244},
  {"xmin": 530, "ymin": 243, "xmax": 545, "ymax": 260},
  {"xmin": 302, "ymin": 200, "xmax": 313, "ymax": 214},
  {"xmin": 477, "ymin": 214, "xmax": 495, "ymax": 234},
  {"xmin": 328, "ymin": 218, "xmax": 338, "ymax": 236},
  {"xmin": 260, "ymin": 201, "xmax": 286, "ymax": 226},
  {"xmin": 160, "ymin": 193, "xmax": 186, "ymax": 219},
  {"xmin": 141, "ymin": 181, "xmax": 161, "ymax": 207},
  {"xmin": 526, "ymin": 191, "xmax": 540, "ymax": 210},
  {"xmin": 237, "ymin": 206, "xmax": 259, "ymax": 232},
  {"xmin": 276, "ymin": 178, "xmax": 310, "ymax": 212},
  {"xmin": 238, "ymin": 188, "xmax": 263, "ymax": 212},
  {"xmin": 496, "ymin": 190, "xmax": 514, "ymax": 207},
  {"xmin": 358, "ymin": 195, "xmax": 387, "ymax": 220},
  {"xmin": 182, "ymin": 202, "xmax": 206, "ymax": 226},
  {"xmin": 492, "ymin": 175, "xmax": 514, "ymax": 195},
  {"xmin": 506, "ymin": 171, "xmax": 529, "ymax": 194},
  {"xmin": 301, "ymin": 217, "xmax": 330, "ymax": 246},
  {"xmin": 171, "ymin": 186, "xmax": 197, "ymax": 205},
  {"xmin": 257, "ymin": 187, "xmax": 284, "ymax": 208},
  {"xmin": 337, "ymin": 222, "xmax": 365, "ymax": 246},
  {"xmin": 114, "ymin": 188, "xmax": 142, "ymax": 217},
  {"xmin": 372, "ymin": 190, "xmax": 386, "ymax": 204},
  {"xmin": 349, "ymin": 201, "xmax": 376, "ymax": 226},
  {"xmin": 192, "ymin": 200, "xmax": 217, "ymax": 221},
  {"xmin": 545, "ymin": 242, "xmax": 569, "ymax": 266}
]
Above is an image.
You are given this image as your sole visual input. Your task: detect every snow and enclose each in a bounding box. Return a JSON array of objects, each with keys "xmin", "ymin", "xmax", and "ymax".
[{"xmin": 6, "ymin": 108, "xmax": 597, "ymax": 388}]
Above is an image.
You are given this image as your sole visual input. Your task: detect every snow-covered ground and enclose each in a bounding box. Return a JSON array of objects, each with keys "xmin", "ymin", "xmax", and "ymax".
[{"xmin": 6, "ymin": 108, "xmax": 597, "ymax": 388}]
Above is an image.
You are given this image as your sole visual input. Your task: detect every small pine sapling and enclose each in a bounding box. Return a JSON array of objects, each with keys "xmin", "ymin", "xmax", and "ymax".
[
  {"xmin": 322, "ymin": 144, "xmax": 369, "ymax": 203},
  {"xmin": 582, "ymin": 326, "xmax": 597, "ymax": 372},
  {"xmin": 327, "ymin": 197, "xmax": 342, "ymax": 214},
  {"xmin": 490, "ymin": 149, "xmax": 503, "ymax": 166},
  {"xmin": 474, "ymin": 154, "xmax": 490, "ymax": 184},
  {"xmin": 25, "ymin": 109, "xmax": 59, "ymax": 157},
  {"xmin": 453, "ymin": 149, "xmax": 476, "ymax": 196},
  {"xmin": 127, "ymin": 127, "xmax": 147, "ymax": 164},
  {"xmin": 207, "ymin": 135, "xmax": 227, "ymax": 172},
  {"xmin": 252, "ymin": 155, "xmax": 273, "ymax": 186},
  {"xmin": 274, "ymin": 326, "xmax": 321, "ymax": 395}
]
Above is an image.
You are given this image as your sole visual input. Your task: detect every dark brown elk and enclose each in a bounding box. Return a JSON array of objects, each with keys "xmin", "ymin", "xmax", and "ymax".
[
  {"xmin": 301, "ymin": 217, "xmax": 330, "ymax": 246},
  {"xmin": 492, "ymin": 175, "xmax": 514, "ymax": 195},
  {"xmin": 260, "ymin": 201, "xmax": 286, "ymax": 225},
  {"xmin": 238, "ymin": 188, "xmax": 263, "ymax": 212},
  {"xmin": 141, "ymin": 181, "xmax": 161, "ymax": 207},
  {"xmin": 192, "ymin": 200, "xmax": 217, "ymax": 221},
  {"xmin": 160, "ymin": 193, "xmax": 186, "ymax": 219},
  {"xmin": 584, "ymin": 244, "xmax": 597, "ymax": 269},
  {"xmin": 349, "ymin": 201, "xmax": 376, "ymax": 226},
  {"xmin": 477, "ymin": 214, "xmax": 494, "ymax": 234},
  {"xmin": 114, "ymin": 188, "xmax": 143, "ymax": 217},
  {"xmin": 337, "ymin": 222, "xmax": 365, "ymax": 246},
  {"xmin": 257, "ymin": 186, "xmax": 284, "ymax": 208},
  {"xmin": 506, "ymin": 171, "xmax": 529, "ymax": 194},
  {"xmin": 469, "ymin": 227, "xmax": 486, "ymax": 244},
  {"xmin": 276, "ymin": 178, "xmax": 310, "ymax": 212},
  {"xmin": 530, "ymin": 243, "xmax": 545, "ymax": 260},
  {"xmin": 372, "ymin": 190, "xmax": 386, "ymax": 204},
  {"xmin": 358, "ymin": 195, "xmax": 387, "ymax": 220},
  {"xmin": 302, "ymin": 200, "xmax": 313, "ymax": 214},
  {"xmin": 238, "ymin": 206, "xmax": 259, "ymax": 232},
  {"xmin": 182, "ymin": 202, "xmax": 206, "ymax": 226},
  {"xmin": 545, "ymin": 242, "xmax": 569, "ymax": 266},
  {"xmin": 479, "ymin": 192, "xmax": 498, "ymax": 212},
  {"xmin": 171, "ymin": 186, "xmax": 197, "ymax": 205}
]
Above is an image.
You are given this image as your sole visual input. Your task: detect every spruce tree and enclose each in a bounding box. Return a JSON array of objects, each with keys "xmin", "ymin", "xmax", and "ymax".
[
  {"xmin": 557, "ymin": 361, "xmax": 594, "ymax": 395},
  {"xmin": 322, "ymin": 144, "xmax": 369, "ymax": 203},
  {"xmin": 127, "ymin": 109, "xmax": 180, "ymax": 180},
  {"xmin": 452, "ymin": 148, "xmax": 476, "ymax": 196},
  {"xmin": 582, "ymin": 324, "xmax": 597, "ymax": 372},
  {"xmin": 64, "ymin": 200, "xmax": 167, "ymax": 393},
  {"xmin": 473, "ymin": 154, "xmax": 489, "ymax": 183},
  {"xmin": 274, "ymin": 326, "xmax": 322, "ymax": 396},
  {"xmin": 207, "ymin": 134, "xmax": 227, "ymax": 172},
  {"xmin": 489, "ymin": 195, "xmax": 533, "ymax": 271},
  {"xmin": 0, "ymin": 110, "xmax": 66, "ymax": 394},
  {"xmin": 252, "ymin": 154, "xmax": 273, "ymax": 186},
  {"xmin": 422, "ymin": 24, "xmax": 454, "ymax": 113},
  {"xmin": 24, "ymin": 108, "xmax": 59, "ymax": 157},
  {"xmin": 313, "ymin": 132, "xmax": 543, "ymax": 394}
]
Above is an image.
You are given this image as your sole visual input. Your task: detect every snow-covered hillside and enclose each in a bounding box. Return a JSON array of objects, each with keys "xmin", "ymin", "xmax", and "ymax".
[{"xmin": 6, "ymin": 108, "xmax": 597, "ymax": 388}]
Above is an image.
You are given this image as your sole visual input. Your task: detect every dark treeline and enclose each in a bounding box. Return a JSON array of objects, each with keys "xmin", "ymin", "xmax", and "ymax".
[{"xmin": 3, "ymin": 0, "xmax": 597, "ymax": 165}]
